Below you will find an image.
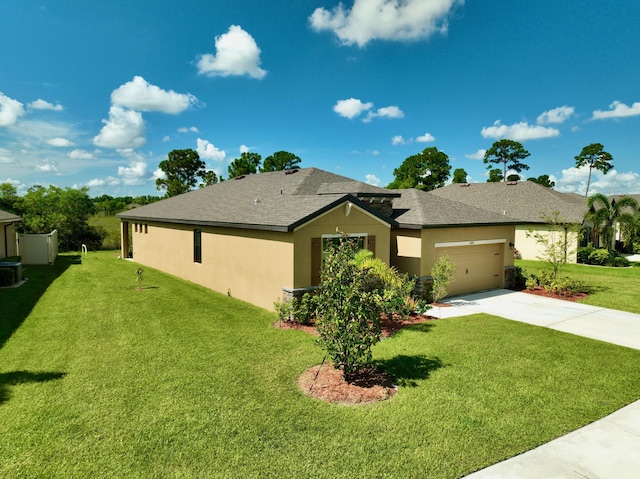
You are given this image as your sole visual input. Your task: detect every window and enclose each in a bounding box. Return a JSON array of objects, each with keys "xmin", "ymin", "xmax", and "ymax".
[
  {"xmin": 144, "ymin": 224, "xmax": 148, "ymax": 234},
  {"xmin": 311, "ymin": 233, "xmax": 370, "ymax": 285},
  {"xmin": 194, "ymin": 229, "xmax": 202, "ymax": 263}
]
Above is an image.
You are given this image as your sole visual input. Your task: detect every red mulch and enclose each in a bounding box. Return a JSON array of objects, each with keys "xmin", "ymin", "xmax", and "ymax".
[
  {"xmin": 521, "ymin": 287, "xmax": 589, "ymax": 302},
  {"xmin": 276, "ymin": 312, "xmax": 438, "ymax": 405},
  {"xmin": 297, "ymin": 364, "xmax": 397, "ymax": 405}
]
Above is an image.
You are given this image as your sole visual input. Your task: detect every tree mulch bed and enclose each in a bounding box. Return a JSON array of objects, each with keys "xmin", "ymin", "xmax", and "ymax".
[
  {"xmin": 520, "ymin": 287, "xmax": 589, "ymax": 302},
  {"xmin": 297, "ymin": 364, "xmax": 398, "ymax": 405},
  {"xmin": 276, "ymin": 312, "xmax": 439, "ymax": 405}
]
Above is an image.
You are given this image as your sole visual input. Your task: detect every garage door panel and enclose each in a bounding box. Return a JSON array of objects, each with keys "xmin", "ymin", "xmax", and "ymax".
[{"xmin": 437, "ymin": 244, "xmax": 503, "ymax": 296}]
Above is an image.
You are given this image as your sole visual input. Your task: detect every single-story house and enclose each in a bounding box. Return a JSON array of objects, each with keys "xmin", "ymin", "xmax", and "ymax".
[
  {"xmin": 608, "ymin": 194, "xmax": 640, "ymax": 248},
  {"xmin": 429, "ymin": 181, "xmax": 587, "ymax": 262},
  {"xmin": 117, "ymin": 168, "xmax": 520, "ymax": 309},
  {"xmin": 0, "ymin": 208, "xmax": 21, "ymax": 260}
]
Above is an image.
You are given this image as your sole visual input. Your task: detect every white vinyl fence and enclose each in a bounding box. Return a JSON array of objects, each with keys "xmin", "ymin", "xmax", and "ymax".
[{"xmin": 18, "ymin": 229, "xmax": 58, "ymax": 265}]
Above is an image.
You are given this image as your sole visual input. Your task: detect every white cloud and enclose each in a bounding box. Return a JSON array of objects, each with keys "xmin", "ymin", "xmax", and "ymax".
[
  {"xmin": 0, "ymin": 92, "xmax": 25, "ymax": 126},
  {"xmin": 117, "ymin": 160, "xmax": 148, "ymax": 185},
  {"xmin": 370, "ymin": 150, "xmax": 380, "ymax": 155},
  {"xmin": 197, "ymin": 25, "xmax": 267, "ymax": 79},
  {"xmin": 465, "ymin": 149, "xmax": 486, "ymax": 160},
  {"xmin": 556, "ymin": 166, "xmax": 640, "ymax": 195},
  {"xmin": 365, "ymin": 173, "xmax": 381, "ymax": 186},
  {"xmin": 364, "ymin": 105, "xmax": 404, "ymax": 122},
  {"xmin": 93, "ymin": 106, "xmax": 146, "ymax": 149},
  {"xmin": 46, "ymin": 137, "xmax": 74, "ymax": 147},
  {"xmin": 35, "ymin": 160, "xmax": 58, "ymax": 173},
  {"xmin": 162, "ymin": 135, "xmax": 170, "ymax": 142},
  {"xmin": 196, "ymin": 138, "xmax": 226, "ymax": 161},
  {"xmin": 309, "ymin": 0, "xmax": 463, "ymax": 47},
  {"xmin": 111, "ymin": 76, "xmax": 197, "ymax": 114},
  {"xmin": 178, "ymin": 126, "xmax": 199, "ymax": 133},
  {"xmin": 481, "ymin": 120, "xmax": 560, "ymax": 141},
  {"xmin": 152, "ymin": 168, "xmax": 166, "ymax": 181},
  {"xmin": 239, "ymin": 144, "xmax": 250, "ymax": 154},
  {"xmin": 0, "ymin": 147, "xmax": 14, "ymax": 164},
  {"xmin": 334, "ymin": 98, "xmax": 373, "ymax": 119},
  {"xmin": 416, "ymin": 132, "xmax": 435, "ymax": 142},
  {"xmin": 592, "ymin": 100, "xmax": 640, "ymax": 120},
  {"xmin": 537, "ymin": 105, "xmax": 574, "ymax": 124},
  {"xmin": 392, "ymin": 135, "xmax": 406, "ymax": 145},
  {"xmin": 86, "ymin": 176, "xmax": 120, "ymax": 189},
  {"xmin": 28, "ymin": 99, "xmax": 64, "ymax": 111},
  {"xmin": 68, "ymin": 149, "xmax": 95, "ymax": 160}
]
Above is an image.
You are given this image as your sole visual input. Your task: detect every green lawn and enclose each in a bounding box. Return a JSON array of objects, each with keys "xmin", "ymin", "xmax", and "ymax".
[
  {"xmin": 1, "ymin": 252, "xmax": 639, "ymax": 478},
  {"xmin": 516, "ymin": 258, "xmax": 640, "ymax": 313}
]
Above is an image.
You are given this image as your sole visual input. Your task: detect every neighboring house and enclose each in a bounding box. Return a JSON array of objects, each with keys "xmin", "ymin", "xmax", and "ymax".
[
  {"xmin": 0, "ymin": 208, "xmax": 21, "ymax": 259},
  {"xmin": 430, "ymin": 181, "xmax": 587, "ymax": 262},
  {"xmin": 117, "ymin": 168, "xmax": 520, "ymax": 309}
]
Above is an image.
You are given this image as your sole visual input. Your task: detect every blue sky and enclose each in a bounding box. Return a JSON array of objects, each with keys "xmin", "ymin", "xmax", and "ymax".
[{"xmin": 1, "ymin": 0, "xmax": 639, "ymax": 198}]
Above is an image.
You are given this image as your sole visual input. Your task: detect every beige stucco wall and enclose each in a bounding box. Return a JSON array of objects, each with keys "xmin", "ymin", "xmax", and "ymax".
[
  {"xmin": 392, "ymin": 224, "xmax": 516, "ymax": 296},
  {"xmin": 123, "ymin": 202, "xmax": 391, "ymax": 311},
  {"xmin": 421, "ymin": 225, "xmax": 515, "ymax": 276},
  {"xmin": 293, "ymin": 203, "xmax": 391, "ymax": 288},
  {"xmin": 515, "ymin": 224, "xmax": 578, "ymax": 263},
  {"xmin": 127, "ymin": 220, "xmax": 294, "ymax": 310}
]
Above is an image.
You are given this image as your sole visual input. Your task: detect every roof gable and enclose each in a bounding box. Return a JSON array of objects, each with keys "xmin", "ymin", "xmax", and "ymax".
[{"xmin": 0, "ymin": 209, "xmax": 21, "ymax": 223}]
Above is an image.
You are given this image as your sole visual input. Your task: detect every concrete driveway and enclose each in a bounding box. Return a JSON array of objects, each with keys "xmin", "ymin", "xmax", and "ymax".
[
  {"xmin": 432, "ymin": 289, "xmax": 640, "ymax": 350},
  {"xmin": 430, "ymin": 289, "xmax": 640, "ymax": 479}
]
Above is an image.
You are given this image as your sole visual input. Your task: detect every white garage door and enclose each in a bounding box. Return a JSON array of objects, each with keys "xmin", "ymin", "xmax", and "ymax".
[{"xmin": 436, "ymin": 242, "xmax": 503, "ymax": 296}]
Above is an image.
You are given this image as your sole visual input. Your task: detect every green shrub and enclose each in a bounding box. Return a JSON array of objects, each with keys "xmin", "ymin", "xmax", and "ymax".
[
  {"xmin": 588, "ymin": 248, "xmax": 610, "ymax": 266},
  {"xmin": 292, "ymin": 292, "xmax": 319, "ymax": 325},
  {"xmin": 609, "ymin": 255, "xmax": 630, "ymax": 268},
  {"xmin": 511, "ymin": 266, "xmax": 528, "ymax": 290},
  {"xmin": 633, "ymin": 242, "xmax": 640, "ymax": 254},
  {"xmin": 316, "ymin": 236, "xmax": 381, "ymax": 379},
  {"xmin": 0, "ymin": 267, "xmax": 14, "ymax": 286},
  {"xmin": 525, "ymin": 275, "xmax": 539, "ymax": 290},
  {"xmin": 273, "ymin": 298, "xmax": 293, "ymax": 322},
  {"xmin": 431, "ymin": 255, "xmax": 456, "ymax": 303},
  {"xmin": 577, "ymin": 246, "xmax": 596, "ymax": 264}
]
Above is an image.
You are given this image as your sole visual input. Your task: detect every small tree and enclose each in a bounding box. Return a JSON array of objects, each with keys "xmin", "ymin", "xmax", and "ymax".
[
  {"xmin": 227, "ymin": 152, "xmax": 262, "ymax": 178},
  {"xmin": 527, "ymin": 174, "xmax": 555, "ymax": 188},
  {"xmin": 431, "ymin": 255, "xmax": 456, "ymax": 303},
  {"xmin": 527, "ymin": 212, "xmax": 578, "ymax": 280},
  {"xmin": 487, "ymin": 168, "xmax": 503, "ymax": 183},
  {"xmin": 316, "ymin": 237, "xmax": 382, "ymax": 380}
]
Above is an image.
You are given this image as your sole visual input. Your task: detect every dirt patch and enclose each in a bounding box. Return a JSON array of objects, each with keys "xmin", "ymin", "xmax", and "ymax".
[{"xmin": 521, "ymin": 287, "xmax": 588, "ymax": 302}]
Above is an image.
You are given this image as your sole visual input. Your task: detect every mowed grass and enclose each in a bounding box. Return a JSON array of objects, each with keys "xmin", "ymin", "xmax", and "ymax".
[
  {"xmin": 1, "ymin": 253, "xmax": 639, "ymax": 478},
  {"xmin": 516, "ymin": 258, "xmax": 640, "ymax": 313},
  {"xmin": 88, "ymin": 215, "xmax": 121, "ymax": 250}
]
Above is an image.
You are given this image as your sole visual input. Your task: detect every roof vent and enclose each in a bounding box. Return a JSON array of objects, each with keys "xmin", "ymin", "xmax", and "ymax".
[
  {"xmin": 284, "ymin": 169, "xmax": 298, "ymax": 175},
  {"xmin": 254, "ymin": 198, "xmax": 260, "ymax": 205},
  {"xmin": 460, "ymin": 183, "xmax": 470, "ymax": 187},
  {"xmin": 234, "ymin": 175, "xmax": 246, "ymax": 180},
  {"xmin": 507, "ymin": 181, "xmax": 518, "ymax": 185}
]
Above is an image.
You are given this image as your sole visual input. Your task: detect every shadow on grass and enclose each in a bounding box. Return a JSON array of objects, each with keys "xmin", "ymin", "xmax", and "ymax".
[
  {"xmin": 0, "ymin": 255, "xmax": 80, "ymax": 351},
  {"xmin": 376, "ymin": 355, "xmax": 443, "ymax": 387},
  {"xmin": 0, "ymin": 370, "xmax": 66, "ymax": 404}
]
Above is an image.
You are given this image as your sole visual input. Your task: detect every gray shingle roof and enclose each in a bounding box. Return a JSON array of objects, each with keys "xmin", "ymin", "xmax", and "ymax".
[
  {"xmin": 0, "ymin": 209, "xmax": 21, "ymax": 223},
  {"xmin": 392, "ymin": 188, "xmax": 521, "ymax": 229},
  {"xmin": 429, "ymin": 181, "xmax": 587, "ymax": 223},
  {"xmin": 117, "ymin": 168, "xmax": 396, "ymax": 231}
]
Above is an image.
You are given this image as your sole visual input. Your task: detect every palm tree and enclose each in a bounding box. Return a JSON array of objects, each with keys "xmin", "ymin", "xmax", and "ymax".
[{"xmin": 584, "ymin": 194, "xmax": 639, "ymax": 250}]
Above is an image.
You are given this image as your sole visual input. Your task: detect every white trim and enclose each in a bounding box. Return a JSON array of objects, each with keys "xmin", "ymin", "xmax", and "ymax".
[
  {"xmin": 292, "ymin": 201, "xmax": 390, "ymax": 232},
  {"xmin": 435, "ymin": 238, "xmax": 506, "ymax": 248}
]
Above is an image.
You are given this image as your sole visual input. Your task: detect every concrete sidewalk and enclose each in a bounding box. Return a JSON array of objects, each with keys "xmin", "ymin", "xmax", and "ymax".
[{"xmin": 430, "ymin": 289, "xmax": 640, "ymax": 479}]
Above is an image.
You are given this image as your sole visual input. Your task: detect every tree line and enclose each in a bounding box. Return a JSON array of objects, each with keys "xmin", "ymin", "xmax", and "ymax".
[{"xmin": 386, "ymin": 140, "xmax": 614, "ymax": 196}]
